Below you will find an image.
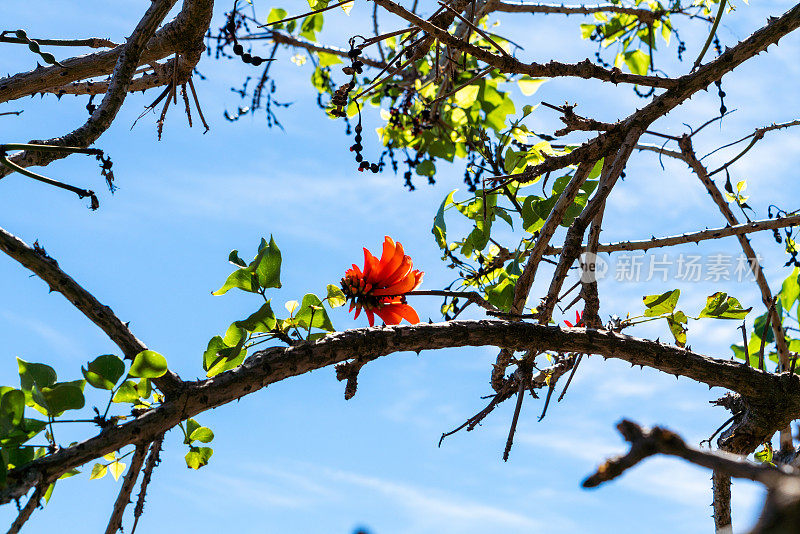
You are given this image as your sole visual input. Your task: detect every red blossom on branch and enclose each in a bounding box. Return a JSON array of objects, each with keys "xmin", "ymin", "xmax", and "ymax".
[
  {"xmin": 341, "ymin": 236, "xmax": 424, "ymax": 326},
  {"xmin": 564, "ymin": 310, "xmax": 584, "ymax": 328}
]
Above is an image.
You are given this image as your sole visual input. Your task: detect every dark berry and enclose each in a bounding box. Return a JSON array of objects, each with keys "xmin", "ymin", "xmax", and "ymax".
[
  {"xmin": 241, "ymin": 53, "xmax": 252, "ymax": 64},
  {"xmin": 370, "ymin": 164, "xmax": 379, "ymax": 173},
  {"xmin": 251, "ymin": 57, "xmax": 264, "ymax": 66},
  {"xmin": 233, "ymin": 43, "xmax": 243, "ymax": 55},
  {"xmin": 355, "ymin": 154, "xmax": 363, "ymax": 162}
]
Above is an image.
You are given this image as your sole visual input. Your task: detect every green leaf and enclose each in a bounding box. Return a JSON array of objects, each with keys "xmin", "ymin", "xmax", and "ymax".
[
  {"xmin": 780, "ymin": 267, "xmax": 800, "ymax": 311},
  {"xmin": 112, "ymin": 381, "xmax": 140, "ymax": 404},
  {"xmin": 228, "ymin": 250, "xmax": 248, "ymax": 267},
  {"xmin": 266, "ymin": 8, "xmax": 288, "ymax": 29},
  {"xmin": 129, "ymin": 351, "xmax": 168, "ymax": 379},
  {"xmin": 296, "ymin": 294, "xmax": 335, "ymax": 331},
  {"xmin": 89, "ymin": 463, "xmax": 107, "ymax": 480},
  {"xmin": 485, "ymin": 275, "xmax": 516, "ymax": 312},
  {"xmin": 317, "ymin": 51, "xmax": 342, "ymax": 67},
  {"xmin": 82, "ymin": 354, "xmax": 125, "ymax": 390},
  {"xmin": 17, "ymin": 358, "xmax": 56, "ymax": 391},
  {"xmin": 0, "ymin": 419, "xmax": 46, "ymax": 447},
  {"xmin": 136, "ymin": 378, "xmax": 151, "ymax": 399},
  {"xmin": 38, "ymin": 383, "xmax": 85, "ymax": 416},
  {"xmin": 699, "ymin": 292, "xmax": 752, "ymax": 320},
  {"xmin": 517, "ymin": 76, "xmax": 546, "ymax": 96},
  {"xmin": 236, "ymin": 302, "xmax": 277, "ymax": 333},
  {"xmin": 109, "ymin": 461, "xmax": 126, "ymax": 481},
  {"xmin": 1, "ymin": 389, "xmax": 25, "ymax": 426},
  {"xmin": 299, "ymin": 13, "xmax": 323, "ymax": 42},
  {"xmin": 623, "ymin": 49, "xmax": 649, "ymax": 75},
  {"xmin": 203, "ymin": 338, "xmax": 246, "ymax": 378},
  {"xmin": 185, "ymin": 446, "xmax": 214, "ymax": 469},
  {"xmin": 754, "ymin": 443, "xmax": 774, "ymax": 465},
  {"xmin": 212, "ymin": 268, "xmax": 259, "ymax": 296},
  {"xmin": 642, "ymin": 289, "xmax": 680, "ymax": 317},
  {"xmin": 454, "ymin": 85, "xmax": 480, "ymax": 108},
  {"xmin": 189, "ymin": 426, "xmax": 215, "ymax": 443},
  {"xmin": 667, "ymin": 315, "xmax": 687, "ymax": 347},
  {"xmin": 326, "ymin": 285, "xmax": 347, "ymax": 308},
  {"xmin": 432, "ymin": 189, "xmax": 457, "ymax": 249},
  {"xmin": 185, "ymin": 418, "xmax": 201, "ymax": 443},
  {"xmin": 415, "ymin": 159, "xmax": 436, "ymax": 177},
  {"xmin": 254, "ymin": 236, "xmax": 282, "ymax": 289}
]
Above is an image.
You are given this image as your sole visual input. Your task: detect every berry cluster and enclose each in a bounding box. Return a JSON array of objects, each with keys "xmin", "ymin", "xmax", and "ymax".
[
  {"xmin": 330, "ymin": 81, "xmax": 354, "ymax": 118},
  {"xmin": 330, "ymin": 46, "xmax": 363, "ymax": 117},
  {"xmin": 351, "ymin": 121, "xmax": 381, "ymax": 173},
  {"xmin": 225, "ymin": 15, "xmax": 270, "ymax": 66},
  {"xmin": 342, "ymin": 47, "xmax": 365, "ymax": 76}
]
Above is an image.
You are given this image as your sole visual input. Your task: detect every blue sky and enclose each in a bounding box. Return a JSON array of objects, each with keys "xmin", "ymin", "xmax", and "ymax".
[{"xmin": 1, "ymin": 0, "xmax": 799, "ymax": 532}]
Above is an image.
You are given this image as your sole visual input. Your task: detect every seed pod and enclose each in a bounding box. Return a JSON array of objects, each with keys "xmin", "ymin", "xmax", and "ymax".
[{"xmin": 40, "ymin": 52, "xmax": 57, "ymax": 65}]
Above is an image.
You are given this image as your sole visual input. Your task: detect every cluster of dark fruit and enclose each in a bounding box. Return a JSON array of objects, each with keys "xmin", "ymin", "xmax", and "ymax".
[
  {"xmin": 225, "ymin": 17, "xmax": 269, "ymax": 66},
  {"xmin": 342, "ymin": 48, "xmax": 365, "ymax": 76},
  {"xmin": 387, "ymin": 107, "xmax": 434, "ymax": 137},
  {"xmin": 331, "ymin": 47, "xmax": 363, "ymax": 117},
  {"xmin": 330, "ymin": 81, "xmax": 354, "ymax": 118},
  {"xmin": 351, "ymin": 124, "xmax": 381, "ymax": 173}
]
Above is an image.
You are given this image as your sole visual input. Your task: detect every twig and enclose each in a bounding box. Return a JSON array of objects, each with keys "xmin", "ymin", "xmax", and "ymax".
[
  {"xmin": 6, "ymin": 483, "xmax": 47, "ymax": 534},
  {"xmin": 544, "ymin": 214, "xmax": 800, "ymax": 255},
  {"xmin": 104, "ymin": 443, "xmax": 149, "ymax": 534},
  {"xmin": 130, "ymin": 435, "xmax": 164, "ymax": 534},
  {"xmin": 258, "ymin": 0, "xmax": 355, "ymax": 27},
  {"xmin": 692, "ymin": 0, "xmax": 726, "ymax": 70},
  {"xmin": 0, "ymin": 226, "xmax": 183, "ymax": 395}
]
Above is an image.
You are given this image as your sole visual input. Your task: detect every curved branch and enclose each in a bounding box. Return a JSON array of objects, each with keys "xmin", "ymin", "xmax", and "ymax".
[
  {"xmin": 0, "ymin": 225, "xmax": 183, "ymax": 395},
  {"xmin": 372, "ymin": 0, "xmax": 677, "ymax": 88},
  {"xmin": 2, "ymin": 319, "xmax": 799, "ymax": 505}
]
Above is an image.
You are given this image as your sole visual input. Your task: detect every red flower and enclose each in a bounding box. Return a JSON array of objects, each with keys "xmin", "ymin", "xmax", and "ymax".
[
  {"xmin": 341, "ymin": 236, "xmax": 424, "ymax": 326},
  {"xmin": 564, "ymin": 310, "xmax": 584, "ymax": 328}
]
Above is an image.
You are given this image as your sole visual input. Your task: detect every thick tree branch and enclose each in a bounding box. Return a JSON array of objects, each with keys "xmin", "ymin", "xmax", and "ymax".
[
  {"xmin": 0, "ymin": 226, "xmax": 183, "ymax": 395},
  {"xmin": 3, "ymin": 319, "xmax": 799, "ymax": 504},
  {"xmin": 372, "ymin": 0, "xmax": 677, "ymax": 88},
  {"xmin": 511, "ymin": 160, "xmax": 594, "ymax": 315}
]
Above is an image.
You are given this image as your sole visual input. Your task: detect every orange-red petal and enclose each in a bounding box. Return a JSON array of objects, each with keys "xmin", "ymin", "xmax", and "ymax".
[
  {"xmin": 373, "ymin": 273, "xmax": 418, "ymax": 296},
  {"xmin": 376, "ymin": 239, "xmax": 404, "ymax": 282},
  {"xmin": 396, "ymin": 303, "xmax": 420, "ymax": 324},
  {"xmin": 375, "ymin": 306, "xmax": 403, "ymax": 325},
  {"xmin": 383, "ymin": 255, "xmax": 413, "ymax": 286}
]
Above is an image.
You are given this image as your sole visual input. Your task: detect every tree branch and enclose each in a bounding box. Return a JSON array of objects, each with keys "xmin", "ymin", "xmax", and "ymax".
[
  {"xmin": 104, "ymin": 443, "xmax": 149, "ymax": 534},
  {"xmin": 3, "ymin": 319, "xmax": 799, "ymax": 504},
  {"xmin": 0, "ymin": 225, "xmax": 183, "ymax": 395},
  {"xmin": 544, "ymin": 214, "xmax": 800, "ymax": 255}
]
